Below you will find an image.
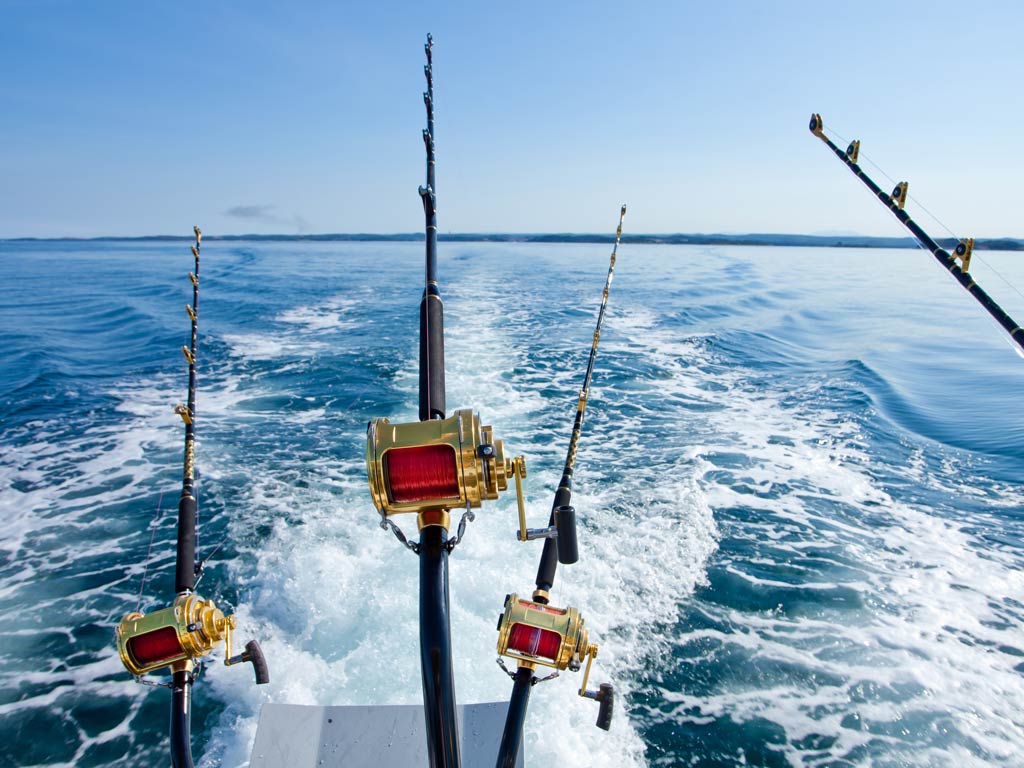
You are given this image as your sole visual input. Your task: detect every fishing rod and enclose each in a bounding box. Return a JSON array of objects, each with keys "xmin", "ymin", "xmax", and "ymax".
[
  {"xmin": 808, "ymin": 114, "xmax": 1024, "ymax": 353},
  {"xmin": 414, "ymin": 32, "xmax": 459, "ymax": 766},
  {"xmin": 421, "ymin": 32, "xmax": 444, "ymax": 423},
  {"xmin": 367, "ymin": 34, "xmax": 479, "ymax": 768},
  {"xmin": 116, "ymin": 227, "xmax": 268, "ymax": 768},
  {"xmin": 531, "ymin": 204, "xmax": 626, "ymax": 603},
  {"xmin": 366, "ymin": 36, "xmax": 617, "ymax": 767},
  {"xmin": 491, "ymin": 207, "xmax": 624, "ymax": 768}
]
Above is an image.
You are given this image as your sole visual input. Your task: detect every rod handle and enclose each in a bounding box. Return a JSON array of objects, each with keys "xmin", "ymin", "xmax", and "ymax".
[{"xmin": 555, "ymin": 505, "xmax": 579, "ymax": 564}]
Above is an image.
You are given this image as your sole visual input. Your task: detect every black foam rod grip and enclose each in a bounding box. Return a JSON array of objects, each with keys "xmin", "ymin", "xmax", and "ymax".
[
  {"xmin": 596, "ymin": 683, "xmax": 614, "ymax": 731},
  {"xmin": 244, "ymin": 640, "xmax": 270, "ymax": 685},
  {"xmin": 555, "ymin": 505, "xmax": 579, "ymax": 565}
]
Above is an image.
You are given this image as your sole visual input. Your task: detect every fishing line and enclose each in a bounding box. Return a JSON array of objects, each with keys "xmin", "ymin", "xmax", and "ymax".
[
  {"xmin": 194, "ymin": 529, "xmax": 229, "ymax": 590},
  {"xmin": 135, "ymin": 490, "xmax": 165, "ymax": 615}
]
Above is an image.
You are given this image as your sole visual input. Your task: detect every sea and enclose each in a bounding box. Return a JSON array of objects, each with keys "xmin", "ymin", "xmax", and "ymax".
[{"xmin": 2, "ymin": 239, "xmax": 1024, "ymax": 768}]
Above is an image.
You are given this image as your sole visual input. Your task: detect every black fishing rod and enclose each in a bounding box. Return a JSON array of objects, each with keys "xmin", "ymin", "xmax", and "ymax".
[
  {"xmin": 366, "ymin": 33, "xmax": 461, "ymax": 768},
  {"xmin": 493, "ymin": 207, "xmax": 625, "ymax": 768},
  {"xmin": 116, "ymin": 227, "xmax": 268, "ymax": 768},
  {"xmin": 170, "ymin": 226, "xmax": 203, "ymax": 768},
  {"xmin": 416, "ymin": 33, "xmax": 461, "ymax": 768},
  {"xmin": 809, "ymin": 114, "xmax": 1024, "ymax": 353},
  {"xmin": 532, "ymin": 204, "xmax": 626, "ymax": 605},
  {"xmin": 420, "ymin": 32, "xmax": 445, "ymax": 423},
  {"xmin": 366, "ymin": 37, "xmax": 617, "ymax": 767}
]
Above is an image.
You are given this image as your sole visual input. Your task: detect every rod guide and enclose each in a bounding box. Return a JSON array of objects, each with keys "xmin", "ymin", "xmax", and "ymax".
[
  {"xmin": 891, "ymin": 181, "xmax": 909, "ymax": 210},
  {"xmin": 955, "ymin": 238, "xmax": 974, "ymax": 271}
]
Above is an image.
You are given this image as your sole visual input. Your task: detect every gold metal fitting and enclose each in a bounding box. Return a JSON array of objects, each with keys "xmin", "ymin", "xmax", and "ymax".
[
  {"xmin": 366, "ymin": 409, "xmax": 523, "ymax": 522},
  {"xmin": 174, "ymin": 404, "xmax": 192, "ymax": 425},
  {"xmin": 116, "ymin": 594, "xmax": 236, "ymax": 676},
  {"xmin": 845, "ymin": 140, "xmax": 860, "ymax": 164},
  {"xmin": 954, "ymin": 238, "xmax": 974, "ymax": 272},
  {"xmin": 809, "ymin": 113, "xmax": 824, "ymax": 137},
  {"xmin": 186, "ymin": 304, "xmax": 197, "ymax": 322},
  {"xmin": 495, "ymin": 593, "xmax": 593, "ymax": 672},
  {"xmin": 194, "ymin": 226, "xmax": 202, "ymax": 244},
  {"xmin": 417, "ymin": 508, "xmax": 451, "ymax": 532},
  {"xmin": 891, "ymin": 181, "xmax": 909, "ymax": 210},
  {"xmin": 182, "ymin": 346, "xmax": 194, "ymax": 365},
  {"xmin": 189, "ymin": 272, "xmax": 198, "ymax": 288}
]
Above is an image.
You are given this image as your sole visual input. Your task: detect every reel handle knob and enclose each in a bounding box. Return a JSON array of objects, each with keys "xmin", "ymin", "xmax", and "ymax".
[
  {"xmin": 555, "ymin": 505, "xmax": 579, "ymax": 564},
  {"xmin": 229, "ymin": 639, "xmax": 270, "ymax": 685},
  {"xmin": 595, "ymin": 682, "xmax": 614, "ymax": 731}
]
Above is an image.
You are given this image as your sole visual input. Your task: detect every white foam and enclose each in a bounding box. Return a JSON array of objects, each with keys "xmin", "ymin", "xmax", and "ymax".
[{"xmin": 199, "ymin": 262, "xmax": 722, "ymax": 767}]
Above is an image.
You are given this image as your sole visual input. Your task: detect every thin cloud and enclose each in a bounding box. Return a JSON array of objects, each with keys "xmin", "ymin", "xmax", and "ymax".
[
  {"xmin": 225, "ymin": 204, "xmax": 309, "ymax": 233},
  {"xmin": 226, "ymin": 205, "xmax": 276, "ymax": 219}
]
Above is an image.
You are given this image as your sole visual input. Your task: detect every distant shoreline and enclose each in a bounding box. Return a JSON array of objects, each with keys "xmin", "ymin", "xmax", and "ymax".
[{"xmin": 3, "ymin": 233, "xmax": 1023, "ymax": 250}]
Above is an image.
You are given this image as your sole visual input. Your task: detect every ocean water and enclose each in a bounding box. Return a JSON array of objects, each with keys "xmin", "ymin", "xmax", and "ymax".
[{"xmin": 1, "ymin": 239, "xmax": 1023, "ymax": 767}]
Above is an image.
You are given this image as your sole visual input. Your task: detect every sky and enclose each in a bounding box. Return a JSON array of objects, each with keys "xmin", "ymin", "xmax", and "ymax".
[{"xmin": 1, "ymin": 0, "xmax": 1022, "ymax": 238}]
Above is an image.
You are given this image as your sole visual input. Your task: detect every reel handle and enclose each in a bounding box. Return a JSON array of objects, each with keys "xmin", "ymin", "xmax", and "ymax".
[
  {"xmin": 228, "ymin": 639, "xmax": 270, "ymax": 685},
  {"xmin": 595, "ymin": 682, "xmax": 614, "ymax": 731}
]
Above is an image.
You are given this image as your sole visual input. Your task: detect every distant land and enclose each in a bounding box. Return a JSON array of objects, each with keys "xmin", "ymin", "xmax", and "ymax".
[{"xmin": 4, "ymin": 233, "xmax": 1023, "ymax": 250}]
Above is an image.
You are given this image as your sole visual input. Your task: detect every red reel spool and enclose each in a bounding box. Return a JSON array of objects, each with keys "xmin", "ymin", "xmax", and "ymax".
[
  {"xmin": 508, "ymin": 623, "xmax": 562, "ymax": 662},
  {"xmin": 385, "ymin": 444, "xmax": 459, "ymax": 503},
  {"xmin": 127, "ymin": 626, "xmax": 185, "ymax": 668}
]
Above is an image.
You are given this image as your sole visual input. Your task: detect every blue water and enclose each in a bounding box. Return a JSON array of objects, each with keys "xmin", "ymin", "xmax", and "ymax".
[{"xmin": 2, "ymin": 240, "xmax": 1024, "ymax": 767}]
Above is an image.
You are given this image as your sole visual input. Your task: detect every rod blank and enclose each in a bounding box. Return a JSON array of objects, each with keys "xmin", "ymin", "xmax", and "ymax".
[{"xmin": 809, "ymin": 113, "xmax": 1024, "ymax": 354}]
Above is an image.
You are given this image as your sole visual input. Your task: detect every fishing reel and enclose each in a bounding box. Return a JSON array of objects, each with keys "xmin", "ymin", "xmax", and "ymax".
[
  {"xmin": 496, "ymin": 593, "xmax": 614, "ymax": 730},
  {"xmin": 116, "ymin": 594, "xmax": 269, "ymax": 684},
  {"xmin": 366, "ymin": 409, "xmax": 526, "ymax": 529}
]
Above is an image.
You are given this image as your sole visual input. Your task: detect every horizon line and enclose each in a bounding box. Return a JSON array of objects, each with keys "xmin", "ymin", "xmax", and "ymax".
[{"xmin": 3, "ymin": 232, "xmax": 1024, "ymax": 250}]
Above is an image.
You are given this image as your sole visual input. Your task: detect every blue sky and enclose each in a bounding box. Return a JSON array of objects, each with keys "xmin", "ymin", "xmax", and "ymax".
[{"xmin": 2, "ymin": 1, "xmax": 1022, "ymax": 238}]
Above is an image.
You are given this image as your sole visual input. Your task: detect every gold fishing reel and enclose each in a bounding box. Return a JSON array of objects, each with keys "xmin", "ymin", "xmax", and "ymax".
[
  {"xmin": 116, "ymin": 594, "xmax": 269, "ymax": 683},
  {"xmin": 496, "ymin": 593, "xmax": 614, "ymax": 730},
  {"xmin": 366, "ymin": 409, "xmax": 527, "ymax": 529}
]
